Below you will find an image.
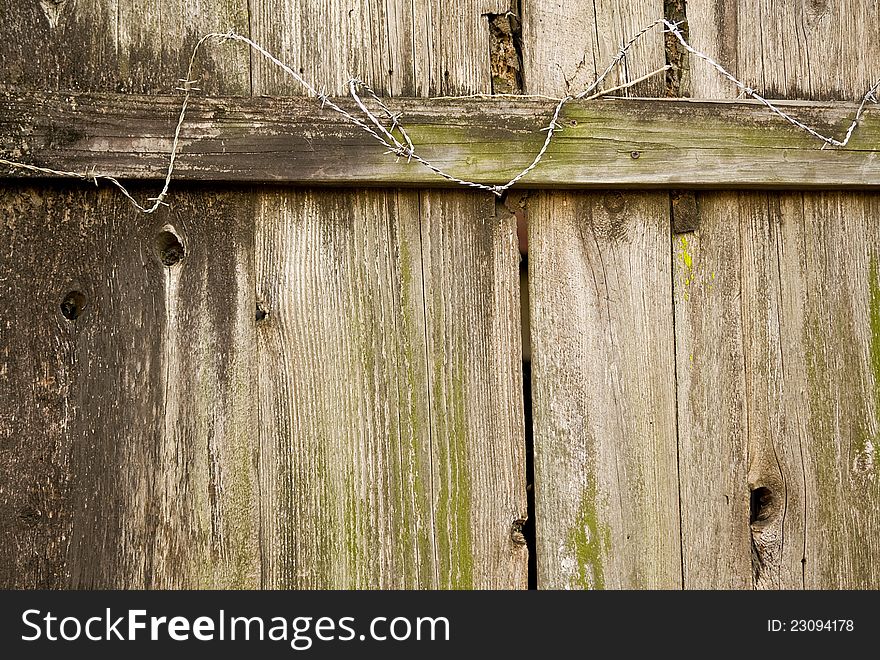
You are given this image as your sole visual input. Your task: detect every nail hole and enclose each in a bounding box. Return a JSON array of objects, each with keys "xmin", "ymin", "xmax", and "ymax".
[
  {"xmin": 60, "ymin": 290, "xmax": 86, "ymax": 321},
  {"xmin": 256, "ymin": 301, "xmax": 268, "ymax": 323},
  {"xmin": 156, "ymin": 230, "xmax": 185, "ymax": 266},
  {"xmin": 749, "ymin": 486, "xmax": 776, "ymax": 525},
  {"xmin": 569, "ymin": 119, "xmax": 578, "ymax": 127},
  {"xmin": 630, "ymin": 150, "xmax": 641, "ymax": 159}
]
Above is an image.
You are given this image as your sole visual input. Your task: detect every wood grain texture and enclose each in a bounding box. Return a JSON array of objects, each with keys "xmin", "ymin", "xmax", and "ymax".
[
  {"xmin": 687, "ymin": 0, "xmax": 880, "ymax": 101},
  {"xmin": 671, "ymin": 198, "xmax": 753, "ymax": 589},
  {"xmin": 678, "ymin": 0, "xmax": 880, "ymax": 588},
  {"xmin": 0, "ymin": 184, "xmax": 259, "ymax": 588},
  {"xmin": 255, "ymin": 189, "xmax": 436, "ymax": 588},
  {"xmin": 6, "ymin": 91, "xmax": 880, "ymax": 188},
  {"xmin": 524, "ymin": 0, "xmax": 681, "ymax": 589},
  {"xmin": 2, "ymin": 0, "xmax": 527, "ymax": 590},
  {"xmin": 419, "ymin": 190, "xmax": 527, "ymax": 589},
  {"xmin": 0, "ymin": 1, "xmax": 261, "ymax": 588},
  {"xmin": 0, "ymin": 0, "xmax": 249, "ymax": 94},
  {"xmin": 254, "ymin": 189, "xmax": 526, "ymax": 589},
  {"xmin": 521, "ymin": 0, "xmax": 665, "ymax": 97},
  {"xmin": 251, "ymin": 2, "xmax": 527, "ymax": 588},
  {"xmin": 144, "ymin": 189, "xmax": 260, "ymax": 589},
  {"xmin": 250, "ymin": 0, "xmax": 504, "ymax": 97},
  {"xmin": 528, "ymin": 191, "xmax": 682, "ymax": 589},
  {"xmin": 0, "ymin": 184, "xmax": 160, "ymax": 588}
]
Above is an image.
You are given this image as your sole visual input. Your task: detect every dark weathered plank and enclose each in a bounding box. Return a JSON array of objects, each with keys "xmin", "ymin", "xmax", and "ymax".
[
  {"xmin": 0, "ymin": 183, "xmax": 260, "ymax": 588},
  {"xmin": 678, "ymin": 0, "xmax": 880, "ymax": 588},
  {"xmin": 251, "ymin": 1, "xmax": 527, "ymax": 589},
  {"xmin": 4, "ymin": 91, "xmax": 880, "ymax": 189},
  {"xmin": 524, "ymin": 0, "xmax": 682, "ymax": 589},
  {"xmin": 0, "ymin": 0, "xmax": 249, "ymax": 94},
  {"xmin": 0, "ymin": 1, "xmax": 261, "ymax": 588},
  {"xmin": 0, "ymin": 184, "xmax": 161, "ymax": 588}
]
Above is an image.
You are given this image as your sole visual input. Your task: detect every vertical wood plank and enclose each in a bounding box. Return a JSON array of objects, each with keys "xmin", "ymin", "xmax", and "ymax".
[
  {"xmin": 688, "ymin": 0, "xmax": 880, "ymax": 101},
  {"xmin": 671, "ymin": 196, "xmax": 753, "ymax": 588},
  {"xmin": 523, "ymin": 0, "xmax": 682, "ymax": 589},
  {"xmin": 521, "ymin": 0, "xmax": 665, "ymax": 97},
  {"xmin": 255, "ymin": 189, "xmax": 436, "ymax": 589},
  {"xmin": 141, "ymin": 189, "xmax": 260, "ymax": 589},
  {"xmin": 0, "ymin": 184, "xmax": 260, "ymax": 588},
  {"xmin": 680, "ymin": 0, "xmax": 880, "ymax": 588},
  {"xmin": 528, "ymin": 191, "xmax": 682, "ymax": 589},
  {"xmin": 420, "ymin": 190, "xmax": 527, "ymax": 589},
  {"xmin": 0, "ymin": 1, "xmax": 260, "ymax": 588},
  {"xmin": 250, "ymin": 0, "xmax": 498, "ymax": 97},
  {"xmin": 252, "ymin": 1, "xmax": 527, "ymax": 588},
  {"xmin": 0, "ymin": 185, "xmax": 162, "ymax": 588}
]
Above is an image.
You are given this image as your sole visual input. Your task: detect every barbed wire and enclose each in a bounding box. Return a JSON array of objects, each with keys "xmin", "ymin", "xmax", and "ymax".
[
  {"xmin": 662, "ymin": 21, "xmax": 880, "ymax": 149},
  {"xmin": 0, "ymin": 18, "xmax": 878, "ymax": 211}
]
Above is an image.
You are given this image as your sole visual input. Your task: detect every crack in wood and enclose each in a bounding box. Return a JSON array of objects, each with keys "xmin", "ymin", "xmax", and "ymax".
[{"xmin": 487, "ymin": 7, "xmax": 523, "ymax": 95}]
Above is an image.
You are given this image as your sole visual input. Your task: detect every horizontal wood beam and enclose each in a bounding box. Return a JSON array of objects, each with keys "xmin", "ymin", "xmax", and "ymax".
[{"xmin": 2, "ymin": 90, "xmax": 880, "ymax": 189}]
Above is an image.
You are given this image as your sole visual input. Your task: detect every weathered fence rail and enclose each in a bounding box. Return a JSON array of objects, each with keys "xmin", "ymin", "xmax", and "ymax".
[{"xmin": 4, "ymin": 92, "xmax": 880, "ymax": 188}]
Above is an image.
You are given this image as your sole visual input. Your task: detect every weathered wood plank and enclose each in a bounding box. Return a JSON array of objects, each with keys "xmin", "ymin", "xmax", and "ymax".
[
  {"xmin": 795, "ymin": 191, "xmax": 880, "ymax": 587},
  {"xmin": 671, "ymin": 198, "xmax": 753, "ymax": 589},
  {"xmin": 0, "ymin": 183, "xmax": 260, "ymax": 588},
  {"xmin": 255, "ymin": 189, "xmax": 436, "ymax": 588},
  {"xmin": 528, "ymin": 191, "xmax": 682, "ymax": 589},
  {"xmin": 521, "ymin": 0, "xmax": 665, "ymax": 97},
  {"xmin": 0, "ymin": 184, "xmax": 162, "ymax": 588},
  {"xmin": 0, "ymin": 1, "xmax": 261, "ymax": 588},
  {"xmin": 5, "ymin": 91, "xmax": 880, "ymax": 188},
  {"xmin": 0, "ymin": 0, "xmax": 250, "ymax": 94},
  {"xmin": 419, "ymin": 190, "xmax": 528, "ymax": 589},
  {"xmin": 678, "ymin": 0, "xmax": 880, "ymax": 588},
  {"xmin": 252, "ymin": 2, "xmax": 527, "ymax": 588},
  {"xmin": 250, "ymin": 0, "xmax": 500, "ymax": 98},
  {"xmin": 687, "ymin": 0, "xmax": 880, "ymax": 102},
  {"xmin": 524, "ymin": 0, "xmax": 682, "ymax": 589},
  {"xmin": 144, "ymin": 189, "xmax": 261, "ymax": 588}
]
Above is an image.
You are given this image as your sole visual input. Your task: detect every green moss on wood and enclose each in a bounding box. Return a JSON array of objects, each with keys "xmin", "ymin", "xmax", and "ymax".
[
  {"xmin": 343, "ymin": 471, "xmax": 362, "ymax": 589},
  {"xmin": 678, "ymin": 236, "xmax": 694, "ymax": 301},
  {"xmin": 224, "ymin": 368, "xmax": 259, "ymax": 589},
  {"xmin": 314, "ymin": 440, "xmax": 336, "ymax": 589},
  {"xmin": 451, "ymin": 364, "xmax": 473, "ymax": 588},
  {"xmin": 567, "ymin": 476, "xmax": 610, "ymax": 590},
  {"xmin": 803, "ymin": 303, "xmax": 849, "ymax": 565},
  {"xmin": 434, "ymin": 350, "xmax": 473, "ymax": 589}
]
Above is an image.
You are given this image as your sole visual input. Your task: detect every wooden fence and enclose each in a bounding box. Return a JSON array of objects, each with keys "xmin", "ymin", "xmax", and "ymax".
[{"xmin": 1, "ymin": 0, "xmax": 878, "ymax": 589}]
